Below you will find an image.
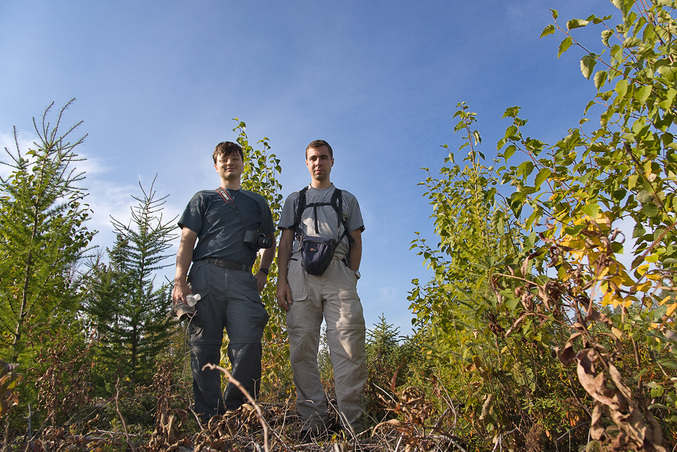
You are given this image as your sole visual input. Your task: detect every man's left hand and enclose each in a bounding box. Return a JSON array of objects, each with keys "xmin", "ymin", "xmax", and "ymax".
[{"xmin": 255, "ymin": 271, "xmax": 268, "ymax": 292}]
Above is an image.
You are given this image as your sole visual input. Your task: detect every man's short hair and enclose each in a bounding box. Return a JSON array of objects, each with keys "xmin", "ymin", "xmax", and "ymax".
[
  {"xmin": 305, "ymin": 139, "xmax": 333, "ymax": 158},
  {"xmin": 213, "ymin": 141, "xmax": 244, "ymax": 163}
]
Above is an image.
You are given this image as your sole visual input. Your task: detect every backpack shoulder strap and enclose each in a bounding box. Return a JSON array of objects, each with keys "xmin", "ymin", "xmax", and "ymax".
[
  {"xmin": 331, "ymin": 188, "xmax": 342, "ymax": 232},
  {"xmin": 330, "ymin": 188, "xmax": 354, "ymax": 244},
  {"xmin": 293, "ymin": 187, "xmax": 308, "ymax": 233}
]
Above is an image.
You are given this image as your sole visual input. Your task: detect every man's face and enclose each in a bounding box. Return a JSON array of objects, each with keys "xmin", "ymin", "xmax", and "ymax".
[
  {"xmin": 214, "ymin": 152, "xmax": 244, "ymax": 181},
  {"xmin": 305, "ymin": 145, "xmax": 333, "ymax": 182}
]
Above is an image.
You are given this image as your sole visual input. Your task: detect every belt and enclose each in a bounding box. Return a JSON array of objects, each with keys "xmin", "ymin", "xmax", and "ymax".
[{"xmin": 202, "ymin": 258, "xmax": 252, "ymax": 273}]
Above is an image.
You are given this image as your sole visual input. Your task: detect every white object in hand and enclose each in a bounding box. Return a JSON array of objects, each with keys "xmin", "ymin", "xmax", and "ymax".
[{"xmin": 185, "ymin": 293, "xmax": 202, "ymax": 307}]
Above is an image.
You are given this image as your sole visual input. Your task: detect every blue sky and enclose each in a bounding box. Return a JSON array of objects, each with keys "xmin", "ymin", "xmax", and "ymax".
[{"xmin": 0, "ymin": 0, "xmax": 619, "ymax": 335}]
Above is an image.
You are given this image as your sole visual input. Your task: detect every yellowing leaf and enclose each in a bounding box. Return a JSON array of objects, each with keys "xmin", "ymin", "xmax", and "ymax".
[
  {"xmin": 667, "ymin": 303, "xmax": 677, "ymax": 318},
  {"xmin": 628, "ymin": 174, "xmax": 638, "ymax": 189},
  {"xmin": 558, "ymin": 266, "xmax": 569, "ymax": 280},
  {"xmin": 636, "ymin": 264, "xmax": 650, "ymax": 276},
  {"xmin": 541, "ymin": 24, "xmax": 556, "ymax": 38},
  {"xmin": 634, "ymin": 281, "xmax": 652, "ymax": 293},
  {"xmin": 617, "ymin": 269, "xmax": 635, "ymax": 286},
  {"xmin": 603, "ymin": 291, "xmax": 614, "ymax": 306}
]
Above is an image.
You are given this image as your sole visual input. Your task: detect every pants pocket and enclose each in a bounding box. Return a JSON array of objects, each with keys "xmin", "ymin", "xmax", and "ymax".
[
  {"xmin": 288, "ymin": 258, "xmax": 308, "ymax": 302},
  {"xmin": 187, "ymin": 261, "xmax": 211, "ymax": 299}
]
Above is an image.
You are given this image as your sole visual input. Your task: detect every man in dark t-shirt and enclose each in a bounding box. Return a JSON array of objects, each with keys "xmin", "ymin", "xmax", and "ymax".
[{"xmin": 172, "ymin": 141, "xmax": 276, "ymax": 420}]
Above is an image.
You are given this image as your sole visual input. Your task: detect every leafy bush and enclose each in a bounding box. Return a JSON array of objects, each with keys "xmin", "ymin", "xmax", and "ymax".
[{"xmin": 410, "ymin": 1, "xmax": 677, "ymax": 449}]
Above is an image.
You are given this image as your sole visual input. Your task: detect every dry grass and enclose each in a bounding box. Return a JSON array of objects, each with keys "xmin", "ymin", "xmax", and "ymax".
[
  {"xmin": 1, "ymin": 361, "xmax": 464, "ymax": 451},
  {"xmin": 10, "ymin": 401, "xmax": 461, "ymax": 452}
]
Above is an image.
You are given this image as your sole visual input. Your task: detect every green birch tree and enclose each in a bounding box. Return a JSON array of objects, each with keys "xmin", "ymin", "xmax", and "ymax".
[
  {"xmin": 232, "ymin": 121, "xmax": 291, "ymax": 399},
  {"xmin": 411, "ymin": 1, "xmax": 677, "ymax": 449}
]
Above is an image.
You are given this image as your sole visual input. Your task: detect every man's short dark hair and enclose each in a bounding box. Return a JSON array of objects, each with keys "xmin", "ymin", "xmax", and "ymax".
[
  {"xmin": 213, "ymin": 141, "xmax": 244, "ymax": 163},
  {"xmin": 305, "ymin": 140, "xmax": 333, "ymax": 158}
]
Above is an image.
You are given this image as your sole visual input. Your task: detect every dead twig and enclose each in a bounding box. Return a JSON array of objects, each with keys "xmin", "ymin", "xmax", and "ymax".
[
  {"xmin": 115, "ymin": 378, "xmax": 135, "ymax": 452},
  {"xmin": 202, "ymin": 363, "xmax": 270, "ymax": 452}
]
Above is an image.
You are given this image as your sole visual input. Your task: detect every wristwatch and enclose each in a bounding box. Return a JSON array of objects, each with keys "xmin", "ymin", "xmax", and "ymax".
[{"xmin": 353, "ymin": 269, "xmax": 361, "ymax": 280}]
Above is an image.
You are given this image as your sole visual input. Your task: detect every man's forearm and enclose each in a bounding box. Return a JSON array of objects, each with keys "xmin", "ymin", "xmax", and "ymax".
[
  {"xmin": 349, "ymin": 229, "xmax": 362, "ymax": 271},
  {"xmin": 277, "ymin": 245, "xmax": 291, "ymax": 281},
  {"xmin": 277, "ymin": 229, "xmax": 293, "ymax": 281},
  {"xmin": 174, "ymin": 245, "xmax": 193, "ymax": 283},
  {"xmin": 349, "ymin": 245, "xmax": 362, "ymax": 271},
  {"xmin": 175, "ymin": 228, "xmax": 197, "ymax": 283},
  {"xmin": 259, "ymin": 239, "xmax": 276, "ymax": 273}
]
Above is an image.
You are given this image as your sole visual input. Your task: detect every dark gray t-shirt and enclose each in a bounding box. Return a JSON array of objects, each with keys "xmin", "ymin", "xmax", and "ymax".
[
  {"xmin": 179, "ymin": 188, "xmax": 275, "ymax": 265},
  {"xmin": 278, "ymin": 184, "xmax": 364, "ymax": 261}
]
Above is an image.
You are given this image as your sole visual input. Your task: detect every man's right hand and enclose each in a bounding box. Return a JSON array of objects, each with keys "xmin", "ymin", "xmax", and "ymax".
[
  {"xmin": 276, "ymin": 281, "xmax": 292, "ymax": 312},
  {"xmin": 172, "ymin": 279, "xmax": 191, "ymax": 305},
  {"xmin": 173, "ymin": 227, "xmax": 197, "ymax": 306},
  {"xmin": 275, "ymin": 228, "xmax": 295, "ymax": 312}
]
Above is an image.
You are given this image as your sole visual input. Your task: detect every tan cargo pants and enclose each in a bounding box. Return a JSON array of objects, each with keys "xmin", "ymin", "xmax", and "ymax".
[{"xmin": 286, "ymin": 257, "xmax": 367, "ymax": 429}]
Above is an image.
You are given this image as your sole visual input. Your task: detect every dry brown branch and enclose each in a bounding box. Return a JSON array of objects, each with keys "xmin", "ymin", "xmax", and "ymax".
[
  {"xmin": 576, "ymin": 349, "xmax": 670, "ymax": 451},
  {"xmin": 115, "ymin": 377, "xmax": 135, "ymax": 452},
  {"xmin": 202, "ymin": 363, "xmax": 270, "ymax": 451}
]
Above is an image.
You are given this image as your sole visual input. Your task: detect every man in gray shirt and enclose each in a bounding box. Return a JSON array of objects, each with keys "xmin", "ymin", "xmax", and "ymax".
[{"xmin": 277, "ymin": 139, "xmax": 367, "ymax": 435}]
